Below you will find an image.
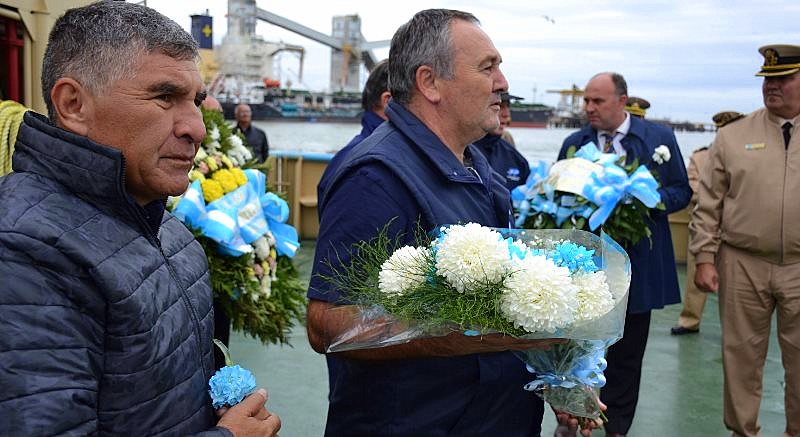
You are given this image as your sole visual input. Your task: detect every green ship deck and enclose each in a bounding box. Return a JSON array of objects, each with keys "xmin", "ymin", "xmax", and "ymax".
[{"xmin": 229, "ymin": 241, "xmax": 788, "ymax": 436}]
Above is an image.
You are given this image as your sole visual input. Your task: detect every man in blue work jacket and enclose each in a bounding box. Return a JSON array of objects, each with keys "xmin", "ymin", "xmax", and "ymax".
[
  {"xmin": 306, "ymin": 9, "xmax": 566, "ymax": 437},
  {"xmin": 474, "ymin": 91, "xmax": 531, "ymax": 191}
]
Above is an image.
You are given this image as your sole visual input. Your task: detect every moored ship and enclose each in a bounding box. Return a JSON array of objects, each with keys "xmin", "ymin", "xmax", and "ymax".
[
  {"xmin": 509, "ymin": 102, "xmax": 554, "ymax": 128},
  {"xmin": 216, "ymin": 82, "xmax": 364, "ymax": 123}
]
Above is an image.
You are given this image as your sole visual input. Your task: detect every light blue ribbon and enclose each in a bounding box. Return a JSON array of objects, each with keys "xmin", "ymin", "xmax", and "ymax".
[
  {"xmin": 523, "ymin": 347, "xmax": 608, "ymax": 392},
  {"xmin": 582, "ymin": 164, "xmax": 661, "ymax": 231},
  {"xmin": 244, "ymin": 169, "xmax": 299, "ymax": 256},
  {"xmin": 173, "ymin": 172, "xmax": 300, "ymax": 258},
  {"xmin": 212, "ymin": 183, "xmax": 269, "ymax": 244},
  {"xmin": 532, "ymin": 183, "xmax": 559, "ymax": 216},
  {"xmin": 559, "ymin": 195, "xmax": 594, "ymax": 223},
  {"xmin": 511, "ymin": 160, "xmax": 551, "ymax": 227},
  {"xmin": 574, "ymin": 142, "xmax": 620, "ymax": 166}
]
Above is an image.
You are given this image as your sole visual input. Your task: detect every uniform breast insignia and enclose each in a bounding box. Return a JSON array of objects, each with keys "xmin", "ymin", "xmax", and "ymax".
[
  {"xmin": 506, "ymin": 167, "xmax": 521, "ymax": 182},
  {"xmin": 745, "ymin": 143, "xmax": 766, "ymax": 150}
]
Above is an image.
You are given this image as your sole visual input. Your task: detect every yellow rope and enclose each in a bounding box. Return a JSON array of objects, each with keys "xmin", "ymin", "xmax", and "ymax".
[{"xmin": 0, "ymin": 100, "xmax": 29, "ymax": 176}]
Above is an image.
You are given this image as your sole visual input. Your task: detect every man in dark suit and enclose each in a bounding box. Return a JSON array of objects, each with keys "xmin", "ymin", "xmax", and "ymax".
[{"xmin": 557, "ymin": 72, "xmax": 691, "ymax": 437}]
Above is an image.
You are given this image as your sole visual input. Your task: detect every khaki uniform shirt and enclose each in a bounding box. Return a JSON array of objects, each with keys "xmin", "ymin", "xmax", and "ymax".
[
  {"xmin": 690, "ymin": 108, "xmax": 800, "ymax": 265},
  {"xmin": 687, "ymin": 147, "xmax": 709, "ymax": 211}
]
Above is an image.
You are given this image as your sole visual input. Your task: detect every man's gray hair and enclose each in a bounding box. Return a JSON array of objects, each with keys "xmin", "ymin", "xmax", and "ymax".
[
  {"xmin": 388, "ymin": 9, "xmax": 479, "ymax": 105},
  {"xmin": 42, "ymin": 1, "xmax": 199, "ymax": 121}
]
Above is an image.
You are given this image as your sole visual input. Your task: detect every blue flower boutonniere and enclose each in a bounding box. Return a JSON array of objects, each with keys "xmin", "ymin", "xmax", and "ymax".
[{"xmin": 209, "ymin": 339, "xmax": 257, "ymax": 409}]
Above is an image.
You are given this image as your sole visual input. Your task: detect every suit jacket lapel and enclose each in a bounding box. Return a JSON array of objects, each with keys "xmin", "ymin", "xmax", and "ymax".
[{"xmin": 622, "ymin": 117, "xmax": 648, "ymax": 164}]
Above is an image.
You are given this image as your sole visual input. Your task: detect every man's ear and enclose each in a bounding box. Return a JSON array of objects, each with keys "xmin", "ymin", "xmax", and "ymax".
[
  {"xmin": 50, "ymin": 77, "xmax": 92, "ymax": 135},
  {"xmin": 379, "ymin": 91, "xmax": 391, "ymax": 110},
  {"xmin": 415, "ymin": 65, "xmax": 441, "ymax": 104}
]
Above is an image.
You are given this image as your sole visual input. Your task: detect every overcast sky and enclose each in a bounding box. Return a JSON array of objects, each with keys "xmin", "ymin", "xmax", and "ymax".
[{"xmin": 147, "ymin": 0, "xmax": 800, "ymax": 123}]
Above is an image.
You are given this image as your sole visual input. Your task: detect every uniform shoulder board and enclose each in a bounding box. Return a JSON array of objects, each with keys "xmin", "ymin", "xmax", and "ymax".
[{"xmin": 712, "ymin": 111, "xmax": 745, "ymax": 128}]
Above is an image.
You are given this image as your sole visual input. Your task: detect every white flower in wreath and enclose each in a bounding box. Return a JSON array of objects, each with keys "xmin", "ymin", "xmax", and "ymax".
[
  {"xmin": 229, "ymin": 134, "xmax": 244, "ymax": 149},
  {"xmin": 652, "ymin": 145, "xmax": 671, "ymax": 164},
  {"xmin": 259, "ymin": 275, "xmax": 272, "ymax": 299},
  {"xmin": 206, "ymin": 140, "xmax": 221, "ymax": 153},
  {"xmin": 209, "ymin": 125, "xmax": 220, "ymax": 141},
  {"xmin": 228, "ymin": 143, "xmax": 253, "ymax": 167},
  {"xmin": 253, "ymin": 236, "xmax": 271, "ymax": 260}
]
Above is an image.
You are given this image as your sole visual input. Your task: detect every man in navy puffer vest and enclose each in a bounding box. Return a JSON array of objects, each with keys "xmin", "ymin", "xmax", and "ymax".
[
  {"xmin": 0, "ymin": 2, "xmax": 279, "ymax": 435},
  {"xmin": 306, "ymin": 9, "xmax": 580, "ymax": 437}
]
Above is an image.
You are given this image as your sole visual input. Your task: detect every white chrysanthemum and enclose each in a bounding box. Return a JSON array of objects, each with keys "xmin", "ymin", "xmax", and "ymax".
[
  {"xmin": 652, "ymin": 145, "xmax": 671, "ymax": 164},
  {"xmin": 210, "ymin": 126, "xmax": 220, "ymax": 141},
  {"xmin": 378, "ymin": 245, "xmax": 429, "ymax": 296},
  {"xmin": 228, "ymin": 144, "xmax": 253, "ymax": 166},
  {"xmin": 229, "ymin": 135, "xmax": 244, "ymax": 149},
  {"xmin": 434, "ymin": 223, "xmax": 511, "ymax": 293},
  {"xmin": 500, "ymin": 253, "xmax": 577, "ymax": 333},
  {"xmin": 253, "ymin": 236, "xmax": 271, "ymax": 260},
  {"xmin": 572, "ymin": 271, "xmax": 615, "ymax": 322}
]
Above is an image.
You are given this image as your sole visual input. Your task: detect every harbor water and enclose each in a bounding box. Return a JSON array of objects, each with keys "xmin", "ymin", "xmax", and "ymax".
[{"xmin": 255, "ymin": 120, "xmax": 717, "ymax": 164}]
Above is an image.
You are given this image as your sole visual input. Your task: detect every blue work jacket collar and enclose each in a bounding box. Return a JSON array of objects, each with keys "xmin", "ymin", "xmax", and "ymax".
[{"xmin": 385, "ymin": 100, "xmax": 494, "ymax": 188}]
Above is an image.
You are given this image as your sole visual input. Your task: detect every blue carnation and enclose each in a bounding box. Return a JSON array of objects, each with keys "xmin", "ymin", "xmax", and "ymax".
[
  {"xmin": 547, "ymin": 241, "xmax": 598, "ymax": 273},
  {"xmin": 209, "ymin": 364, "xmax": 257, "ymax": 409}
]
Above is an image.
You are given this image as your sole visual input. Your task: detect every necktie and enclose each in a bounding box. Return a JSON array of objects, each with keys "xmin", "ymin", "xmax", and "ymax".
[
  {"xmin": 602, "ymin": 133, "xmax": 615, "ymax": 153},
  {"xmin": 783, "ymin": 122, "xmax": 793, "ymax": 149}
]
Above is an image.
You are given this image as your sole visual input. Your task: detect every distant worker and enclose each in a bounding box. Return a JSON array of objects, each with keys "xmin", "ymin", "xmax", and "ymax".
[
  {"xmin": 233, "ymin": 103, "xmax": 269, "ymax": 162},
  {"xmin": 624, "ymin": 96, "xmax": 650, "ymax": 119},
  {"xmin": 474, "ymin": 91, "xmax": 531, "ymax": 191},
  {"xmin": 670, "ymin": 110, "xmax": 744, "ymax": 336},
  {"xmin": 317, "ymin": 59, "xmax": 390, "ymax": 212},
  {"xmin": 690, "ymin": 44, "xmax": 800, "ymax": 437}
]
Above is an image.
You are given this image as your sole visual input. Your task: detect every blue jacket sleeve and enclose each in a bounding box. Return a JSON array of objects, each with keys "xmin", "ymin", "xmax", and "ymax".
[
  {"xmin": 308, "ymin": 163, "xmax": 420, "ymax": 303},
  {"xmin": 0, "ymin": 239, "xmax": 103, "ymax": 435}
]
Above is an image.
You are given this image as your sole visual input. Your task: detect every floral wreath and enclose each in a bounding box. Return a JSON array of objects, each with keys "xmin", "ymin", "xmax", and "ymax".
[{"xmin": 169, "ymin": 108, "xmax": 306, "ymax": 345}]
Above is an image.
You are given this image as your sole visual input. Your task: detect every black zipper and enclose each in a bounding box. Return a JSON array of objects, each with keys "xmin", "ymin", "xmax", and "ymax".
[{"xmin": 119, "ymin": 156, "xmax": 211, "ymax": 382}]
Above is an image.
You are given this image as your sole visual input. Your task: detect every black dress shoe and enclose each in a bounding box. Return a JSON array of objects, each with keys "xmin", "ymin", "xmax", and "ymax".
[{"xmin": 670, "ymin": 325, "xmax": 700, "ymax": 335}]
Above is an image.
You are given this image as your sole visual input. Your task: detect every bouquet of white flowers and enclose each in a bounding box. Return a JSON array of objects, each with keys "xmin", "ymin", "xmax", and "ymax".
[{"xmin": 323, "ymin": 223, "xmax": 631, "ymax": 418}]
